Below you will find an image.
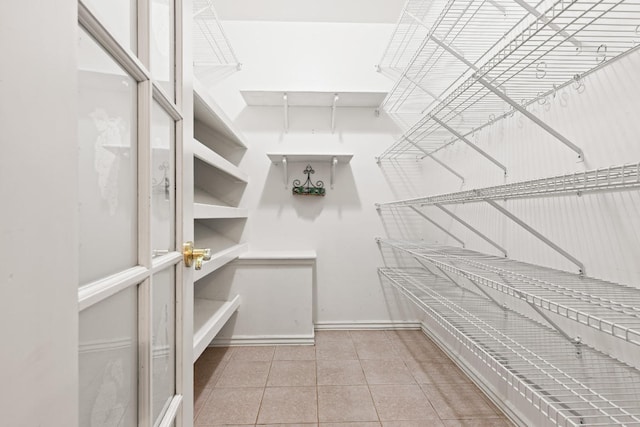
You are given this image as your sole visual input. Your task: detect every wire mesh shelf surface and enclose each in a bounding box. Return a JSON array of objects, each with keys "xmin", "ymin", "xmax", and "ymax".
[
  {"xmin": 379, "ymin": 0, "xmax": 640, "ymax": 160},
  {"xmin": 379, "ymin": 240, "xmax": 640, "ymax": 346},
  {"xmin": 380, "ymin": 267, "xmax": 640, "ymax": 426},
  {"xmin": 193, "ymin": 0, "xmax": 240, "ymax": 69},
  {"xmin": 377, "ymin": 162, "xmax": 640, "ymax": 207},
  {"xmin": 380, "ymin": 0, "xmax": 537, "ymax": 113}
]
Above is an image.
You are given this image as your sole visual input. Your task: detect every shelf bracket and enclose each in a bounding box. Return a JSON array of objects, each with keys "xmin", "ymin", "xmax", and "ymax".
[
  {"xmin": 330, "ymin": 156, "xmax": 338, "ymax": 189},
  {"xmin": 435, "ymin": 204, "xmax": 507, "ymax": 257},
  {"xmin": 430, "ymin": 114, "xmax": 508, "ymax": 175},
  {"xmin": 282, "ymin": 156, "xmax": 288, "ymax": 188},
  {"xmin": 475, "ymin": 76, "xmax": 584, "ymax": 159},
  {"xmin": 331, "ymin": 94, "xmax": 339, "ymax": 133},
  {"xmin": 415, "ymin": 257, "xmax": 508, "ymax": 310},
  {"xmin": 403, "ymin": 137, "xmax": 465, "ymax": 182},
  {"xmin": 405, "ymin": 12, "xmax": 478, "ymax": 72},
  {"xmin": 408, "ymin": 206, "xmax": 465, "ymax": 247},
  {"xmin": 484, "ymin": 199, "xmax": 585, "ymax": 275},
  {"xmin": 283, "ymin": 93, "xmax": 289, "ymax": 133}
]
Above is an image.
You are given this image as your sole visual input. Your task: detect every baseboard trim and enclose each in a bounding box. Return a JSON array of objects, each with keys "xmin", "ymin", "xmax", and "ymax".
[
  {"xmin": 419, "ymin": 322, "xmax": 528, "ymax": 427},
  {"xmin": 314, "ymin": 320, "xmax": 422, "ymax": 331},
  {"xmin": 210, "ymin": 334, "xmax": 315, "ymax": 346}
]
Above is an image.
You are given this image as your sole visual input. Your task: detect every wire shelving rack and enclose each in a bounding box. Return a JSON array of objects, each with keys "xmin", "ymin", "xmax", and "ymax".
[
  {"xmin": 379, "ymin": 240, "xmax": 640, "ymax": 346},
  {"xmin": 377, "ymin": 162, "xmax": 640, "ymax": 208},
  {"xmin": 193, "ymin": 0, "xmax": 241, "ymax": 70},
  {"xmin": 378, "ymin": 0, "xmax": 640, "ymax": 162},
  {"xmin": 379, "ymin": 0, "xmax": 537, "ymax": 113},
  {"xmin": 379, "ymin": 267, "xmax": 640, "ymax": 426}
]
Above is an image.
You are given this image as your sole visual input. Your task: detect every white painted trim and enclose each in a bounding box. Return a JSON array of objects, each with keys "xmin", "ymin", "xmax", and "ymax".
[
  {"xmin": 152, "ymin": 83, "xmax": 183, "ymax": 121},
  {"xmin": 78, "ymin": 1, "xmax": 150, "ymax": 82},
  {"xmin": 156, "ymin": 395, "xmax": 182, "ymax": 427},
  {"xmin": 78, "ymin": 266, "xmax": 149, "ymax": 311},
  {"xmin": 151, "ymin": 252, "xmax": 182, "ymax": 274},
  {"xmin": 211, "ymin": 334, "xmax": 315, "ymax": 346},
  {"xmin": 314, "ymin": 321, "xmax": 422, "ymax": 331},
  {"xmin": 235, "ymin": 251, "xmax": 317, "ymax": 266},
  {"xmin": 418, "ymin": 322, "xmax": 527, "ymax": 427},
  {"xmin": 79, "ymin": 337, "xmax": 133, "ymax": 354}
]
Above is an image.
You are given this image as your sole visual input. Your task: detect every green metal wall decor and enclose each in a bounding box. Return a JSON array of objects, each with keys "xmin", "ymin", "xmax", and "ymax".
[{"xmin": 292, "ymin": 165, "xmax": 325, "ymax": 196}]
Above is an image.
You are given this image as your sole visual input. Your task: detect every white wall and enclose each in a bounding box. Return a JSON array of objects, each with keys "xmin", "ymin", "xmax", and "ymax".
[{"xmin": 200, "ymin": 21, "xmax": 421, "ymax": 326}]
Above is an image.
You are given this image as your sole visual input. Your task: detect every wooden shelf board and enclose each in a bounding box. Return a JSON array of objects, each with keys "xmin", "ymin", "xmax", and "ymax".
[
  {"xmin": 194, "ymin": 78, "xmax": 248, "ymax": 149},
  {"xmin": 193, "ymin": 295, "xmax": 241, "ymax": 362},
  {"xmin": 193, "ymin": 139, "xmax": 248, "ymax": 183},
  {"xmin": 194, "ymin": 243, "xmax": 248, "ymax": 282}
]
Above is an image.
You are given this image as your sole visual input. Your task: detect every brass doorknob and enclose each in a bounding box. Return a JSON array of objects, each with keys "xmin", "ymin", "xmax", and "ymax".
[{"xmin": 183, "ymin": 241, "xmax": 211, "ymax": 270}]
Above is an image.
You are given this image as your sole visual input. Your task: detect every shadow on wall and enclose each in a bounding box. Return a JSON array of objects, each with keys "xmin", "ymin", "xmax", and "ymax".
[
  {"xmin": 234, "ymin": 105, "xmax": 400, "ymax": 136},
  {"xmin": 258, "ymin": 162, "xmax": 362, "ymax": 220}
]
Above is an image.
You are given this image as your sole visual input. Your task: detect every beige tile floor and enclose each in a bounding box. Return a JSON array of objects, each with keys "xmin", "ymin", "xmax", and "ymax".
[{"xmin": 194, "ymin": 330, "xmax": 514, "ymax": 426}]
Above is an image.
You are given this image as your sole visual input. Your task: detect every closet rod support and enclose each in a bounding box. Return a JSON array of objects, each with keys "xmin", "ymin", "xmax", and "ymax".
[
  {"xmin": 409, "ymin": 206, "xmax": 465, "ymax": 247},
  {"xmin": 475, "ymin": 76, "xmax": 584, "ymax": 159},
  {"xmin": 330, "ymin": 156, "xmax": 338, "ymax": 189},
  {"xmin": 430, "ymin": 114, "xmax": 507, "ymax": 175},
  {"xmin": 331, "ymin": 94, "xmax": 338, "ymax": 133},
  {"xmin": 484, "ymin": 199, "xmax": 585, "ymax": 275},
  {"xmin": 282, "ymin": 156, "xmax": 288, "ymax": 188},
  {"xmin": 435, "ymin": 204, "xmax": 507, "ymax": 256},
  {"xmin": 283, "ymin": 93, "xmax": 289, "ymax": 133}
]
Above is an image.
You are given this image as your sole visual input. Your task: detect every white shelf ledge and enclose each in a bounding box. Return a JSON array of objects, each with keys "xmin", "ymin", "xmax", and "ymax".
[
  {"xmin": 194, "ymin": 243, "xmax": 248, "ymax": 282},
  {"xmin": 194, "ymin": 203, "xmax": 248, "ymax": 219},
  {"xmin": 236, "ymin": 251, "xmax": 317, "ymax": 265},
  {"xmin": 194, "ymin": 78, "xmax": 248, "ymax": 149},
  {"xmin": 241, "ymin": 91, "xmax": 386, "ymax": 107},
  {"xmin": 193, "ymin": 139, "xmax": 248, "ymax": 183},
  {"xmin": 267, "ymin": 153, "xmax": 353, "ymax": 189},
  {"xmin": 193, "ymin": 295, "xmax": 241, "ymax": 362}
]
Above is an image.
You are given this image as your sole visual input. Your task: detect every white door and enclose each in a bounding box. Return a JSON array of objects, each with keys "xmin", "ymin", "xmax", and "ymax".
[{"xmin": 1, "ymin": 0, "xmax": 195, "ymax": 426}]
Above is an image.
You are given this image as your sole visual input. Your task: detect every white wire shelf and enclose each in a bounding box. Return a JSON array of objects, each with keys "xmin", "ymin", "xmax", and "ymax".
[
  {"xmin": 379, "ymin": 240, "xmax": 640, "ymax": 347},
  {"xmin": 379, "ymin": 0, "xmax": 536, "ymax": 113},
  {"xmin": 377, "ymin": 162, "xmax": 640, "ymax": 208},
  {"xmin": 379, "ymin": 267, "xmax": 640, "ymax": 426},
  {"xmin": 379, "ymin": 0, "xmax": 640, "ymax": 160},
  {"xmin": 193, "ymin": 0, "xmax": 240, "ymax": 70}
]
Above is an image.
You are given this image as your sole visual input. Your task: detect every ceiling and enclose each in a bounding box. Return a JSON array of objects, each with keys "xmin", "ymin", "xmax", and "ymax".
[{"xmin": 211, "ymin": 0, "xmax": 406, "ymax": 23}]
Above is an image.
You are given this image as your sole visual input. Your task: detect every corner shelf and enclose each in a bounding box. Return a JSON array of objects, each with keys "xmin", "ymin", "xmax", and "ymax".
[
  {"xmin": 193, "ymin": 295, "xmax": 241, "ymax": 362},
  {"xmin": 267, "ymin": 153, "xmax": 353, "ymax": 188},
  {"xmin": 194, "ymin": 203, "xmax": 248, "ymax": 220}
]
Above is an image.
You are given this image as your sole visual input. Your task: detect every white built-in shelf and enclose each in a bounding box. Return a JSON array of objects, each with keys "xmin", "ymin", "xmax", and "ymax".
[
  {"xmin": 241, "ymin": 90, "xmax": 387, "ymax": 107},
  {"xmin": 267, "ymin": 153, "xmax": 353, "ymax": 188},
  {"xmin": 193, "ymin": 140, "xmax": 248, "ymax": 182},
  {"xmin": 267, "ymin": 153, "xmax": 353, "ymax": 164},
  {"xmin": 194, "ymin": 203, "xmax": 248, "ymax": 219},
  {"xmin": 194, "ymin": 243, "xmax": 248, "ymax": 282},
  {"xmin": 193, "ymin": 295, "xmax": 241, "ymax": 362},
  {"xmin": 238, "ymin": 250, "xmax": 317, "ymax": 261},
  {"xmin": 194, "ymin": 78, "xmax": 248, "ymax": 149}
]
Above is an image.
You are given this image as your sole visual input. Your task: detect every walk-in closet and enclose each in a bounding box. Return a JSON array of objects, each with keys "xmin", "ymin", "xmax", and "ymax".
[{"xmin": 3, "ymin": 0, "xmax": 640, "ymax": 425}]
